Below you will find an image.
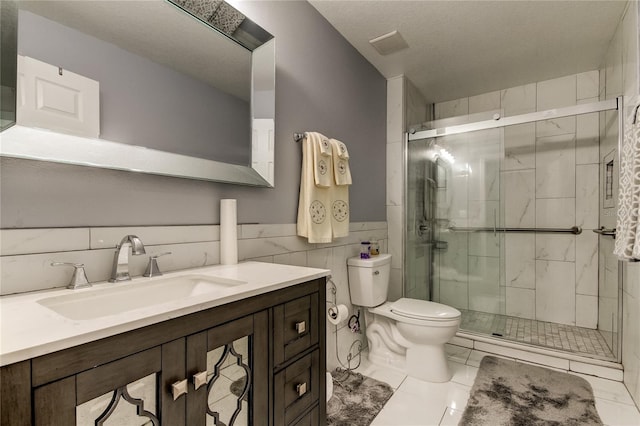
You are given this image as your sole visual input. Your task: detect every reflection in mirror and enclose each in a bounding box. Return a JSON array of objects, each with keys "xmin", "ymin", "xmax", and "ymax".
[
  {"xmin": 0, "ymin": 1, "xmax": 17, "ymax": 131},
  {"xmin": 207, "ymin": 336, "xmax": 250, "ymax": 426},
  {"xmin": 76, "ymin": 373, "xmax": 159, "ymax": 426},
  {"xmin": 0, "ymin": 0, "xmax": 275, "ymax": 187}
]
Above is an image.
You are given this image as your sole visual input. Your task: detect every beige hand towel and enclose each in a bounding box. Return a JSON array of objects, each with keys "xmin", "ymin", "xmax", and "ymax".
[
  {"xmin": 328, "ymin": 139, "xmax": 350, "ymax": 238},
  {"xmin": 330, "ymin": 184, "xmax": 350, "ymax": 239},
  {"xmin": 330, "ymin": 138, "xmax": 352, "ymax": 186},
  {"xmin": 308, "ymin": 132, "xmax": 333, "ymax": 188}
]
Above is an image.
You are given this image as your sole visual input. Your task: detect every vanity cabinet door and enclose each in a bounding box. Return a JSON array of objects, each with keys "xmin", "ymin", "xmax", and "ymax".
[
  {"xmin": 186, "ymin": 311, "xmax": 269, "ymax": 426},
  {"xmin": 34, "ymin": 345, "xmax": 171, "ymax": 426}
]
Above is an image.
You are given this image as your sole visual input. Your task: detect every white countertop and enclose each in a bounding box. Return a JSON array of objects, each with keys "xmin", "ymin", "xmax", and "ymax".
[{"xmin": 0, "ymin": 262, "xmax": 330, "ymax": 366}]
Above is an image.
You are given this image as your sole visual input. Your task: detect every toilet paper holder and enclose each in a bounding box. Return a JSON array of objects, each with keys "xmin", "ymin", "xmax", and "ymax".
[{"xmin": 328, "ymin": 306, "xmax": 340, "ymax": 320}]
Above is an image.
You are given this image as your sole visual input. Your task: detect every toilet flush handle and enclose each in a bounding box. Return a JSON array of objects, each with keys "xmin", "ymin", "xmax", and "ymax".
[{"xmin": 374, "ymin": 270, "xmax": 380, "ymax": 275}]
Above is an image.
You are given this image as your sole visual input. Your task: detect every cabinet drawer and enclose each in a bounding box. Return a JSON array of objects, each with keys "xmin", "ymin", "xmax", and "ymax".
[
  {"xmin": 274, "ymin": 293, "xmax": 319, "ymax": 365},
  {"xmin": 274, "ymin": 350, "xmax": 320, "ymax": 426}
]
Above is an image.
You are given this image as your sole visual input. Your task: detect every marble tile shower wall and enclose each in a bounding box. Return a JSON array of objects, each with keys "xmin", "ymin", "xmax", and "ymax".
[
  {"xmin": 601, "ymin": 0, "xmax": 640, "ymax": 406},
  {"xmin": 0, "ymin": 221, "xmax": 388, "ymax": 371},
  {"xmin": 432, "ymin": 71, "xmax": 601, "ymax": 328}
]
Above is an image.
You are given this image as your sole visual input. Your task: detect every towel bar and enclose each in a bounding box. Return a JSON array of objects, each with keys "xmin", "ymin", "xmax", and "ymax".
[{"xmin": 448, "ymin": 226, "xmax": 582, "ymax": 235}]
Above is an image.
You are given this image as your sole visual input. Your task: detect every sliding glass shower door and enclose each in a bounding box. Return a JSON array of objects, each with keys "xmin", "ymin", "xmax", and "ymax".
[
  {"xmin": 405, "ymin": 99, "xmax": 622, "ymax": 361},
  {"xmin": 406, "ymin": 128, "xmax": 505, "ymax": 315}
]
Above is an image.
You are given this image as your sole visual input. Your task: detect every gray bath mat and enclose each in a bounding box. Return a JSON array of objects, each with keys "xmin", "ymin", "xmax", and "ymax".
[
  {"xmin": 327, "ymin": 369, "xmax": 394, "ymax": 426},
  {"xmin": 460, "ymin": 356, "xmax": 603, "ymax": 426}
]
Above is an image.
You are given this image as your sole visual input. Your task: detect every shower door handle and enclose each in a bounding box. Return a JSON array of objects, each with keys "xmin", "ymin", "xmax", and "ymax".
[
  {"xmin": 417, "ymin": 223, "xmax": 431, "ymax": 237},
  {"xmin": 593, "ymin": 227, "xmax": 616, "ymax": 238}
]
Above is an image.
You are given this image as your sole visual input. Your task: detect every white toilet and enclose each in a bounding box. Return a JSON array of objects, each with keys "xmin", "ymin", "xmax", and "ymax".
[{"xmin": 347, "ymin": 254, "xmax": 461, "ymax": 383}]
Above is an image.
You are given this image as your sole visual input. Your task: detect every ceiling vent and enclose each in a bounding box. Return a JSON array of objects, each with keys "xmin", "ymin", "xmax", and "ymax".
[{"xmin": 369, "ymin": 30, "xmax": 409, "ymax": 56}]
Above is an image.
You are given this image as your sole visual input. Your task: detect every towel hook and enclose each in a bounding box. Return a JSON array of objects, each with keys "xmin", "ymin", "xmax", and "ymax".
[{"xmin": 293, "ymin": 132, "xmax": 305, "ymax": 142}]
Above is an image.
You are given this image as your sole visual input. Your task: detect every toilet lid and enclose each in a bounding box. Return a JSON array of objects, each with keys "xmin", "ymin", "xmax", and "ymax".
[{"xmin": 390, "ymin": 298, "xmax": 461, "ymax": 321}]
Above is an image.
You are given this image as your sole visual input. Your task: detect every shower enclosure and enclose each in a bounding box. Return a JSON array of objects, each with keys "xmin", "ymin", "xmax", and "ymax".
[{"xmin": 405, "ymin": 98, "xmax": 623, "ymax": 362}]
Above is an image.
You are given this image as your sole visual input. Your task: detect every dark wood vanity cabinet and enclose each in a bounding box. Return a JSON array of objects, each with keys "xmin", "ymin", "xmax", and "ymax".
[{"xmin": 0, "ymin": 278, "xmax": 326, "ymax": 426}]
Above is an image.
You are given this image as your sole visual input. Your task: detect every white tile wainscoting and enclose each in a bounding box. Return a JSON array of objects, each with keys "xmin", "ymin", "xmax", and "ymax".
[{"xmin": 0, "ymin": 221, "xmax": 387, "ymax": 372}]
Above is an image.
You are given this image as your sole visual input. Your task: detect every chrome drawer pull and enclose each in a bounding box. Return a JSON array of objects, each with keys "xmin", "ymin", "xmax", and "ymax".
[
  {"xmin": 193, "ymin": 371, "xmax": 207, "ymax": 390},
  {"xmin": 171, "ymin": 379, "xmax": 188, "ymax": 400},
  {"xmin": 296, "ymin": 382, "xmax": 307, "ymax": 397},
  {"xmin": 295, "ymin": 321, "xmax": 306, "ymax": 334}
]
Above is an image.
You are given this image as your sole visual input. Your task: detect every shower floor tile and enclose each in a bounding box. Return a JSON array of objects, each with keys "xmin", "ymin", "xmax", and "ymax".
[{"xmin": 459, "ymin": 309, "xmax": 616, "ymax": 361}]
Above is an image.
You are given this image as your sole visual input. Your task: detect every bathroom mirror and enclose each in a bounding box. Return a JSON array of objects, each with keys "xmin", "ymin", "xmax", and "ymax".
[{"xmin": 0, "ymin": 0, "xmax": 276, "ymax": 187}]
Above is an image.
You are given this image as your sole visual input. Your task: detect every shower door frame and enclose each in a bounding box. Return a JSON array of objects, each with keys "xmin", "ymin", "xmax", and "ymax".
[{"xmin": 403, "ymin": 96, "xmax": 624, "ymax": 363}]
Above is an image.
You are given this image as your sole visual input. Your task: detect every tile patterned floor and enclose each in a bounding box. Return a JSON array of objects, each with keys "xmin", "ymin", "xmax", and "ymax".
[
  {"xmin": 353, "ymin": 346, "xmax": 640, "ymax": 426},
  {"xmin": 459, "ymin": 309, "xmax": 616, "ymax": 361}
]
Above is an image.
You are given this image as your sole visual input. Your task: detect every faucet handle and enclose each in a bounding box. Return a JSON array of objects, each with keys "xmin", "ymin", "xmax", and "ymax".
[
  {"xmin": 143, "ymin": 252, "xmax": 172, "ymax": 278},
  {"xmin": 51, "ymin": 262, "xmax": 91, "ymax": 290}
]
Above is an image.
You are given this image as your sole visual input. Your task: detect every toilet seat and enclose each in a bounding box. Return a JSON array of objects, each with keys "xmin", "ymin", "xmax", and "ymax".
[
  {"xmin": 390, "ymin": 298, "xmax": 461, "ymax": 321},
  {"xmin": 370, "ymin": 301, "xmax": 461, "ymax": 328}
]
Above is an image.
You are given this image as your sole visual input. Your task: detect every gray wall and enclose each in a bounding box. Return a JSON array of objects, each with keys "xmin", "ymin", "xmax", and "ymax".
[
  {"xmin": 18, "ymin": 10, "xmax": 251, "ymax": 165},
  {"xmin": 0, "ymin": 1, "xmax": 387, "ymax": 228}
]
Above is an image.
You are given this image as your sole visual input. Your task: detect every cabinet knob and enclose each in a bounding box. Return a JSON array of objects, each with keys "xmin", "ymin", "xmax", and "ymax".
[
  {"xmin": 193, "ymin": 371, "xmax": 208, "ymax": 391},
  {"xmin": 295, "ymin": 321, "xmax": 306, "ymax": 335},
  {"xmin": 296, "ymin": 382, "xmax": 307, "ymax": 397},
  {"xmin": 171, "ymin": 379, "xmax": 188, "ymax": 400}
]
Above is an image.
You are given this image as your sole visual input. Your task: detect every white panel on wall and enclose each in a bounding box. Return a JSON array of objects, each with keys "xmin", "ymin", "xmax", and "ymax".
[
  {"xmin": 503, "ymin": 123, "xmax": 535, "ymax": 171},
  {"xmin": 576, "ymin": 232, "xmax": 599, "ymax": 296},
  {"xmin": 468, "ymin": 90, "xmax": 500, "ymax": 115},
  {"xmin": 0, "ymin": 228, "xmax": 89, "ymax": 255},
  {"xmin": 535, "ymin": 234, "xmax": 576, "ymax": 262},
  {"xmin": 500, "ymin": 83, "xmax": 536, "ymax": 116},
  {"xmin": 536, "ymin": 260, "xmax": 576, "ymax": 325},
  {"xmin": 576, "ymin": 164, "xmax": 600, "ymax": 229},
  {"xmin": 506, "ymin": 287, "xmax": 535, "ymax": 319},
  {"xmin": 505, "ymin": 234, "xmax": 535, "ymax": 289},
  {"xmin": 440, "ymin": 280, "xmax": 469, "ymax": 310},
  {"xmin": 386, "ymin": 76, "xmax": 404, "ymax": 144},
  {"xmin": 536, "ymin": 198, "xmax": 576, "ymax": 228},
  {"xmin": 434, "ymin": 97, "xmax": 468, "ymax": 120},
  {"xmin": 251, "ymin": 118, "xmax": 275, "ymax": 185},
  {"xmin": 536, "ymin": 74, "xmax": 577, "ymax": 110},
  {"xmin": 577, "ymin": 71, "xmax": 600, "ymax": 100},
  {"xmin": 386, "ymin": 142, "xmax": 403, "ymax": 207},
  {"xmin": 17, "ymin": 55, "xmax": 100, "ymax": 138},
  {"xmin": 576, "ymin": 294, "xmax": 598, "ymax": 329},
  {"xmin": 576, "ymin": 113, "xmax": 600, "ymax": 165},
  {"xmin": 503, "ymin": 169, "xmax": 535, "ymax": 227},
  {"xmin": 468, "ymin": 256, "xmax": 501, "ymax": 314},
  {"xmin": 535, "ymin": 134, "xmax": 576, "ymax": 199}
]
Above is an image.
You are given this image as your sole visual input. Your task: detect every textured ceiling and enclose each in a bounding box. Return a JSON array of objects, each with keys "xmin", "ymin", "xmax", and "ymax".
[{"xmin": 309, "ymin": 0, "xmax": 628, "ymax": 103}]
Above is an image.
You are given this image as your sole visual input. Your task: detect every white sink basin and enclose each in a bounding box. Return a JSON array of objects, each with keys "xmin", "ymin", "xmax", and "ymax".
[{"xmin": 37, "ymin": 274, "xmax": 246, "ymax": 320}]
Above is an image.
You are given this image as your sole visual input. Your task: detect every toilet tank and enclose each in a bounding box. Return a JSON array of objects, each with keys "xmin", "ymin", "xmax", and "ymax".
[{"xmin": 347, "ymin": 254, "xmax": 392, "ymax": 307}]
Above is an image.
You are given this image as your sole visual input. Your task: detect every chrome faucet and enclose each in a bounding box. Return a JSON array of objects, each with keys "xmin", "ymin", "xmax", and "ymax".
[{"xmin": 109, "ymin": 235, "xmax": 146, "ymax": 282}]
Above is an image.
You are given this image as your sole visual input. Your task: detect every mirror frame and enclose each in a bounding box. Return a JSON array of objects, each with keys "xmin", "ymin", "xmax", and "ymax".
[{"xmin": 0, "ymin": 1, "xmax": 276, "ymax": 188}]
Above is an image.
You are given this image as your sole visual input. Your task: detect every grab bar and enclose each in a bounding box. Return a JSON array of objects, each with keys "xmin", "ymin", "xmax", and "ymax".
[
  {"xmin": 448, "ymin": 226, "xmax": 582, "ymax": 235},
  {"xmin": 592, "ymin": 227, "xmax": 616, "ymax": 238}
]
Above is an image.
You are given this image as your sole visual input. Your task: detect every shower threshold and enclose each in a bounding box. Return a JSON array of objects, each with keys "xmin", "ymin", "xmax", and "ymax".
[{"xmin": 458, "ymin": 309, "xmax": 616, "ymax": 362}]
